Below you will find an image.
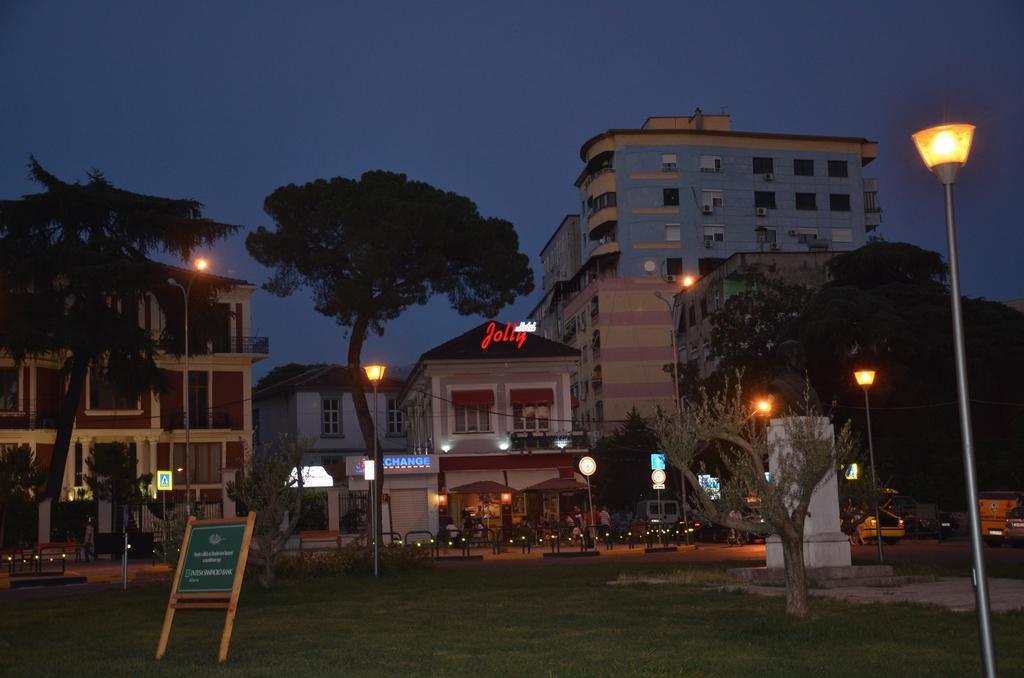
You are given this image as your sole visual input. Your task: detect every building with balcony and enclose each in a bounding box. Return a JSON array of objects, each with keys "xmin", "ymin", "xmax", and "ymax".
[
  {"xmin": 0, "ymin": 268, "xmax": 268, "ymax": 504},
  {"xmin": 673, "ymin": 251, "xmax": 837, "ymax": 380},
  {"xmin": 533, "ymin": 109, "xmax": 882, "ymax": 433},
  {"xmin": 251, "ymin": 365, "xmax": 407, "ymax": 467},
  {"xmin": 397, "ymin": 322, "xmax": 587, "ymax": 532}
]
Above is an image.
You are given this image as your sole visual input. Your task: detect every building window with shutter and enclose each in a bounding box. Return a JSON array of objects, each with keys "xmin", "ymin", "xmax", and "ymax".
[
  {"xmin": 387, "ymin": 397, "xmax": 404, "ymax": 436},
  {"xmin": 322, "ymin": 398, "xmax": 341, "ymax": 436}
]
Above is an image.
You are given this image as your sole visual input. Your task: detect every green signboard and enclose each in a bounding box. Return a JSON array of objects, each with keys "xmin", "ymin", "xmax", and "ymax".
[{"xmin": 176, "ymin": 522, "xmax": 248, "ymax": 594}]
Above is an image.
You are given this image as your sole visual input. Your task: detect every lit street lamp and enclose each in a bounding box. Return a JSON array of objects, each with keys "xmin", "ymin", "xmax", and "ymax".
[
  {"xmin": 654, "ymin": 279, "xmax": 692, "ymax": 544},
  {"xmin": 854, "ymin": 370, "xmax": 884, "ymax": 563},
  {"xmin": 364, "ymin": 363, "xmax": 386, "ymax": 577},
  {"xmin": 914, "ymin": 122, "xmax": 995, "ymax": 676},
  {"xmin": 167, "ymin": 257, "xmax": 209, "ymax": 515}
]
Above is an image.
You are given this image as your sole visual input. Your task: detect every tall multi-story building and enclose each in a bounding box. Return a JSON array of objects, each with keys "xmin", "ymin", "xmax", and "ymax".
[
  {"xmin": 533, "ymin": 109, "xmax": 881, "ymax": 433},
  {"xmin": 532, "ymin": 215, "xmax": 582, "ymax": 343},
  {"xmin": 0, "ymin": 268, "xmax": 268, "ymax": 505}
]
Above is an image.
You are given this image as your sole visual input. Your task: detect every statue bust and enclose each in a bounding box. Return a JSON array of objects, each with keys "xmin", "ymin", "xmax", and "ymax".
[{"xmin": 768, "ymin": 340, "xmax": 822, "ymax": 415}]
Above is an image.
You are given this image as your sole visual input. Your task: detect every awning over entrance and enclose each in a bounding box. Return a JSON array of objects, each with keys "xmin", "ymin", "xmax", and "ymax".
[
  {"xmin": 509, "ymin": 388, "xmax": 554, "ymax": 404},
  {"xmin": 451, "ymin": 390, "xmax": 495, "ymax": 406},
  {"xmin": 448, "ymin": 480, "xmax": 517, "ymax": 495},
  {"xmin": 522, "ymin": 477, "xmax": 589, "ymax": 493}
]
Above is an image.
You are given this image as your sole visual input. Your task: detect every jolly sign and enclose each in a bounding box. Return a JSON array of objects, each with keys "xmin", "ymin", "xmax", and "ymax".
[{"xmin": 481, "ymin": 321, "xmax": 530, "ymax": 350}]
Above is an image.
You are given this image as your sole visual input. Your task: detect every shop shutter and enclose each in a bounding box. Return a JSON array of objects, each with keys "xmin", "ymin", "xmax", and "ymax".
[{"xmin": 388, "ymin": 488, "xmax": 429, "ymax": 538}]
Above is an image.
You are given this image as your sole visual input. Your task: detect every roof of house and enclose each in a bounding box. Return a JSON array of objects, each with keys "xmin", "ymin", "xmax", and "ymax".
[
  {"xmin": 418, "ymin": 322, "xmax": 580, "ymax": 362},
  {"xmin": 253, "ymin": 364, "xmax": 405, "ymax": 400}
]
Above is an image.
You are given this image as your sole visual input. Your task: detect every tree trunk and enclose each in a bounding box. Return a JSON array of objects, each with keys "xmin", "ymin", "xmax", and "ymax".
[
  {"xmin": 260, "ymin": 551, "xmax": 275, "ymax": 589},
  {"xmin": 780, "ymin": 529, "xmax": 811, "ymax": 618},
  {"xmin": 345, "ymin": 315, "xmax": 384, "ymax": 545},
  {"xmin": 46, "ymin": 355, "xmax": 90, "ymax": 500}
]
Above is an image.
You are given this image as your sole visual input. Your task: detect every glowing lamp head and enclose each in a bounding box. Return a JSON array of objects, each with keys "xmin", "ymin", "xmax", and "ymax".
[
  {"xmin": 755, "ymin": 399, "xmax": 772, "ymax": 415},
  {"xmin": 681, "ymin": 275, "xmax": 696, "ymax": 288},
  {"xmin": 854, "ymin": 370, "xmax": 876, "ymax": 387},
  {"xmin": 438, "ymin": 494, "xmax": 448, "ymax": 507},
  {"xmin": 364, "ymin": 364, "xmax": 386, "ymax": 382},
  {"xmin": 194, "ymin": 258, "xmax": 209, "ymax": 271},
  {"xmin": 913, "ymin": 124, "xmax": 975, "ymax": 178},
  {"xmin": 501, "ymin": 492, "xmax": 512, "ymax": 505}
]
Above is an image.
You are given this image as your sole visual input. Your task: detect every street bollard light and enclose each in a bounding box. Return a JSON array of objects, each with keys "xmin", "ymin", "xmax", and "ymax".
[
  {"xmin": 913, "ymin": 122, "xmax": 996, "ymax": 677},
  {"xmin": 854, "ymin": 370, "xmax": 884, "ymax": 563}
]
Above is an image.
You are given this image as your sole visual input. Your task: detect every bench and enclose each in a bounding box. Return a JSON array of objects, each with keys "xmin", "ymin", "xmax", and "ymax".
[
  {"xmin": 34, "ymin": 541, "xmax": 82, "ymax": 563},
  {"xmin": 299, "ymin": 530, "xmax": 340, "ymax": 552}
]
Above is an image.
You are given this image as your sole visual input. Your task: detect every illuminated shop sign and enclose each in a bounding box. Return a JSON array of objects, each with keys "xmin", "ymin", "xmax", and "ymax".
[
  {"xmin": 481, "ymin": 321, "xmax": 529, "ymax": 350},
  {"xmin": 514, "ymin": 321, "xmax": 537, "ymax": 333},
  {"xmin": 383, "ymin": 456, "xmax": 432, "ymax": 470},
  {"xmin": 698, "ymin": 474, "xmax": 721, "ymax": 500},
  {"xmin": 346, "ymin": 454, "xmax": 437, "ymax": 477}
]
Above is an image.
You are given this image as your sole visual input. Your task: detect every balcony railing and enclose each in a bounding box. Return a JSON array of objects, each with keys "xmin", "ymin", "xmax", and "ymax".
[
  {"xmin": 509, "ymin": 431, "xmax": 589, "ymax": 451},
  {"xmin": 0, "ymin": 412, "xmax": 58, "ymax": 430},
  {"xmin": 166, "ymin": 407, "xmax": 233, "ymax": 431},
  {"xmin": 212, "ymin": 336, "xmax": 270, "ymax": 355}
]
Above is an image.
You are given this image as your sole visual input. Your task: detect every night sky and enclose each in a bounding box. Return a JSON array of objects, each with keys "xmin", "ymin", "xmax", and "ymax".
[{"xmin": 3, "ymin": 2, "xmax": 1022, "ymax": 379}]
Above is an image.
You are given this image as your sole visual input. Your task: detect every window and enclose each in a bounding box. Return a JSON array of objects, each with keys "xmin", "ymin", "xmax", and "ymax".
[
  {"xmin": 791, "ymin": 228, "xmax": 819, "ymax": 244},
  {"xmin": 832, "ymin": 228, "xmax": 853, "ymax": 243},
  {"xmin": 322, "ymin": 397, "xmax": 341, "ymax": 436},
  {"xmin": 661, "ymin": 153, "xmax": 677, "ymax": 171},
  {"xmin": 665, "ymin": 223, "xmax": 681, "ymax": 242},
  {"xmin": 701, "ymin": 190, "xmax": 724, "ymax": 209},
  {"xmin": 793, "ymin": 159, "xmax": 814, "ymax": 176},
  {"xmin": 0, "ymin": 368, "xmax": 17, "ymax": 411},
  {"xmin": 830, "ymin": 193, "xmax": 851, "ymax": 211},
  {"xmin": 454, "ymin": 404, "xmax": 490, "ymax": 433},
  {"xmin": 699, "ymin": 155, "xmax": 721, "ymax": 173},
  {"xmin": 173, "ymin": 443, "xmax": 221, "ymax": 484},
  {"xmin": 700, "ymin": 297, "xmax": 708, "ymax": 318},
  {"xmin": 188, "ymin": 371, "xmax": 209, "ymax": 428},
  {"xmin": 387, "ymin": 397, "xmax": 403, "ymax": 436},
  {"xmin": 864, "ymin": 191, "xmax": 880, "ymax": 213},
  {"xmin": 666, "ymin": 258, "xmax": 683, "ymax": 277},
  {"xmin": 703, "ymin": 225, "xmax": 725, "ymax": 243},
  {"xmin": 662, "ymin": 188, "xmax": 679, "ymax": 206},
  {"xmin": 754, "ymin": 191, "xmax": 776, "ymax": 209},
  {"xmin": 589, "ymin": 191, "xmax": 616, "ymax": 213},
  {"xmin": 513, "ymin": 403, "xmax": 551, "ymax": 431},
  {"xmin": 594, "ymin": 401, "xmax": 604, "ymax": 423},
  {"xmin": 828, "ymin": 160, "xmax": 848, "ymax": 177},
  {"xmin": 89, "ymin": 368, "xmax": 135, "ymax": 410},
  {"xmin": 688, "ymin": 305, "xmax": 696, "ymax": 328},
  {"xmin": 753, "ymin": 157, "xmax": 774, "ymax": 174},
  {"xmin": 74, "ymin": 443, "xmax": 83, "ymax": 486},
  {"xmin": 756, "ymin": 227, "xmax": 777, "ymax": 244},
  {"xmin": 795, "ymin": 192, "xmax": 817, "ymax": 210}
]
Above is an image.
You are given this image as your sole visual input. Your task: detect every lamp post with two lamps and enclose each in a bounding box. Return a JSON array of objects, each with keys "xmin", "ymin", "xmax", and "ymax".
[
  {"xmin": 654, "ymin": 274, "xmax": 695, "ymax": 543},
  {"xmin": 363, "ymin": 364, "xmax": 386, "ymax": 577},
  {"xmin": 167, "ymin": 257, "xmax": 209, "ymax": 515},
  {"xmin": 854, "ymin": 370, "xmax": 884, "ymax": 563},
  {"xmin": 913, "ymin": 122, "xmax": 995, "ymax": 676}
]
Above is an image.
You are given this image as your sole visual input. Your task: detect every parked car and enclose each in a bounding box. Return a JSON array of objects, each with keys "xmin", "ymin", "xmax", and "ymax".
[
  {"xmin": 853, "ymin": 508, "xmax": 905, "ymax": 545},
  {"xmin": 1003, "ymin": 506, "xmax": 1024, "ymax": 548},
  {"xmin": 635, "ymin": 499, "xmax": 680, "ymax": 524},
  {"xmin": 978, "ymin": 491, "xmax": 1023, "ymax": 547}
]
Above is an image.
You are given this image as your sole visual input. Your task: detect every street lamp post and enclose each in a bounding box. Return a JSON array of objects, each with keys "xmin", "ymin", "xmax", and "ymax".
[
  {"xmin": 655, "ymin": 276, "xmax": 693, "ymax": 544},
  {"xmin": 913, "ymin": 122, "xmax": 996, "ymax": 677},
  {"xmin": 364, "ymin": 364, "xmax": 386, "ymax": 578},
  {"xmin": 167, "ymin": 257, "xmax": 208, "ymax": 515},
  {"xmin": 854, "ymin": 370, "xmax": 884, "ymax": 563}
]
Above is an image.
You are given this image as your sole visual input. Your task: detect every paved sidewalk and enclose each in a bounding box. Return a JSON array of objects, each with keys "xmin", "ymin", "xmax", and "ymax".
[
  {"xmin": 743, "ymin": 577, "xmax": 1024, "ymax": 613},
  {"xmin": 1, "ymin": 558, "xmax": 172, "ymax": 589}
]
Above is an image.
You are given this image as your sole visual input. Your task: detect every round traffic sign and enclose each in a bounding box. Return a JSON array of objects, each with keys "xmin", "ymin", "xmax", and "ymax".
[
  {"xmin": 578, "ymin": 456, "xmax": 597, "ymax": 477},
  {"xmin": 651, "ymin": 469, "xmax": 667, "ymax": 485}
]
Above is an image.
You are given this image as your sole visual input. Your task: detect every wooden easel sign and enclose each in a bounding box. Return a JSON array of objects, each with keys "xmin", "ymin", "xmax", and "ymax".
[{"xmin": 156, "ymin": 513, "xmax": 256, "ymax": 662}]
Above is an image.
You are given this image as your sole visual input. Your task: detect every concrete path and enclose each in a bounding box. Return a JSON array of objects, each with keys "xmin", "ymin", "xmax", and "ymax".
[{"xmin": 744, "ymin": 577, "xmax": 1024, "ymax": 613}]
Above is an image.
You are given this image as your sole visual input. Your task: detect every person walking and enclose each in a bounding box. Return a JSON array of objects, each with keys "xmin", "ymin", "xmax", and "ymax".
[
  {"xmin": 727, "ymin": 508, "xmax": 743, "ymax": 546},
  {"xmin": 83, "ymin": 517, "xmax": 95, "ymax": 562}
]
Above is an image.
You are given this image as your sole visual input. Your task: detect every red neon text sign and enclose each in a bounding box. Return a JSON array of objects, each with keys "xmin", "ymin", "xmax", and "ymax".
[{"xmin": 481, "ymin": 322, "xmax": 528, "ymax": 350}]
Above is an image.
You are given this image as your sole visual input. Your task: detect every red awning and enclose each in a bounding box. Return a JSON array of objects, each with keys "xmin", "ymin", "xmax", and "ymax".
[
  {"xmin": 451, "ymin": 390, "xmax": 495, "ymax": 406},
  {"xmin": 510, "ymin": 388, "xmax": 554, "ymax": 405}
]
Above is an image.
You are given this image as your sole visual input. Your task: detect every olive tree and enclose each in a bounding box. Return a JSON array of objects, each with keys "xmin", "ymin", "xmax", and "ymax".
[{"xmin": 656, "ymin": 376, "xmax": 856, "ymax": 617}]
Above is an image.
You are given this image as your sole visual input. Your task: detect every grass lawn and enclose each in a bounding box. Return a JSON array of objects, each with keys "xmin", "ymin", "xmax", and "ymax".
[{"xmin": 2, "ymin": 561, "xmax": 1022, "ymax": 677}]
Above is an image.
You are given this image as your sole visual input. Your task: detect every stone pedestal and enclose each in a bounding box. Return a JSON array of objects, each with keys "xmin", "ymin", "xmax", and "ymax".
[
  {"xmin": 37, "ymin": 498, "xmax": 52, "ymax": 544},
  {"xmin": 765, "ymin": 416, "xmax": 851, "ymax": 569},
  {"xmin": 221, "ymin": 469, "xmax": 237, "ymax": 518}
]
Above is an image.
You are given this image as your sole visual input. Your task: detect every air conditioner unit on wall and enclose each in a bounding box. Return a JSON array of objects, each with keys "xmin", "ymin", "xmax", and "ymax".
[
  {"xmin": 702, "ymin": 205, "xmax": 713, "ymax": 214},
  {"xmin": 770, "ymin": 243, "xmax": 780, "ymax": 251},
  {"xmin": 765, "ymin": 173, "xmax": 775, "ymax": 181},
  {"xmin": 756, "ymin": 207, "xmax": 768, "ymax": 217},
  {"xmin": 703, "ymin": 237, "xmax": 714, "ymax": 248},
  {"xmin": 788, "ymin": 229, "xmax": 798, "ymax": 236}
]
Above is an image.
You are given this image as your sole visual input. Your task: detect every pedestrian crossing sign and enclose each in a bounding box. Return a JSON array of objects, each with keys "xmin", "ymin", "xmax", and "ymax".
[{"xmin": 157, "ymin": 470, "xmax": 173, "ymax": 491}]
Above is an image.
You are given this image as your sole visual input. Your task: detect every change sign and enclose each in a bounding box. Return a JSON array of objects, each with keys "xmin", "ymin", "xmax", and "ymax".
[{"xmin": 177, "ymin": 522, "xmax": 248, "ymax": 594}]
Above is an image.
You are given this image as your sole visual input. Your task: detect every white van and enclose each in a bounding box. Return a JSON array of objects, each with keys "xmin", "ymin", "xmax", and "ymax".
[{"xmin": 635, "ymin": 499, "xmax": 680, "ymax": 524}]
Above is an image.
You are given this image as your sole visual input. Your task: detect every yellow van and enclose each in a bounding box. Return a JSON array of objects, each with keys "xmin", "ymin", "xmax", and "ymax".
[{"xmin": 978, "ymin": 491, "xmax": 1023, "ymax": 547}]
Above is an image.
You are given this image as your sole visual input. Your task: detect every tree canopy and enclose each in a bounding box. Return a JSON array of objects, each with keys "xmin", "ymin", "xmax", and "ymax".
[
  {"xmin": 0, "ymin": 159, "xmax": 240, "ymax": 497},
  {"xmin": 246, "ymin": 170, "xmax": 534, "ymax": 541}
]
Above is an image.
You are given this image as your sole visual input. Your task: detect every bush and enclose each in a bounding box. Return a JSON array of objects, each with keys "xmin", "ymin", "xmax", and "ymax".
[
  {"xmin": 272, "ymin": 540, "xmax": 434, "ymax": 580},
  {"xmin": 50, "ymin": 500, "xmax": 97, "ymax": 542},
  {"xmin": 296, "ymin": 490, "xmax": 328, "ymax": 531}
]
